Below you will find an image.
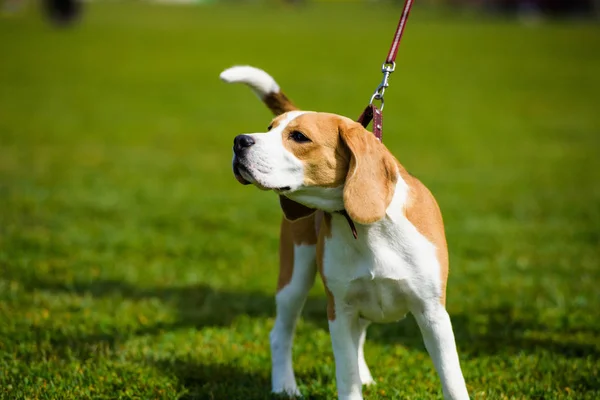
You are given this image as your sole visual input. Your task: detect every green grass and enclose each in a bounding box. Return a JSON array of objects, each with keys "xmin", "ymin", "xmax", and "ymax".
[{"xmin": 1, "ymin": 2, "xmax": 599, "ymax": 399}]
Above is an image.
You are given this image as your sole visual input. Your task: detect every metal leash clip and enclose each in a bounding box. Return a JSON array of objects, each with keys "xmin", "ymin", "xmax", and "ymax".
[{"xmin": 369, "ymin": 61, "xmax": 396, "ymax": 110}]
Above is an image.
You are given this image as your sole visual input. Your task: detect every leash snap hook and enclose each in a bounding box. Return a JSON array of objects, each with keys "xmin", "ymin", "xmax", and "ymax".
[
  {"xmin": 381, "ymin": 61, "xmax": 396, "ymax": 74},
  {"xmin": 369, "ymin": 61, "xmax": 395, "ymax": 111},
  {"xmin": 369, "ymin": 91, "xmax": 385, "ymax": 110}
]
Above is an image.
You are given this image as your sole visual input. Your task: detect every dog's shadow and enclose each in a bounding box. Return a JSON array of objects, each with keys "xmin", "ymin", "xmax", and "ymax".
[
  {"xmin": 7, "ymin": 269, "xmax": 600, "ymax": 397},
  {"xmin": 155, "ymin": 359, "xmax": 275, "ymax": 400}
]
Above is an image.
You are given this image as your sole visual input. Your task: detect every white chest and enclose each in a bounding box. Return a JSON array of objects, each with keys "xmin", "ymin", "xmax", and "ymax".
[{"xmin": 323, "ymin": 211, "xmax": 441, "ymax": 323}]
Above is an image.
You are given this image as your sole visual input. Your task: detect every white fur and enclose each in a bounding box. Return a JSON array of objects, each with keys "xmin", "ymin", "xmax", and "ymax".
[
  {"xmin": 329, "ymin": 316, "xmax": 364, "ymax": 400},
  {"xmin": 413, "ymin": 305, "xmax": 469, "ymax": 399},
  {"xmin": 238, "ymin": 111, "xmax": 308, "ymax": 191},
  {"xmin": 323, "ymin": 177, "xmax": 443, "ymax": 320},
  {"xmin": 270, "ymin": 244, "xmax": 317, "ymax": 397},
  {"xmin": 286, "ymin": 185, "xmax": 345, "ymax": 212},
  {"xmin": 323, "ymin": 181, "xmax": 468, "ymax": 400},
  {"xmin": 220, "ymin": 66, "xmax": 280, "ymax": 98}
]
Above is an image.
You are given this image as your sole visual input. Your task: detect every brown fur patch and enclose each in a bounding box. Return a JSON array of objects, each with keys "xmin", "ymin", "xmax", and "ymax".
[
  {"xmin": 316, "ymin": 213, "xmax": 336, "ymax": 320},
  {"xmin": 263, "ymin": 91, "xmax": 297, "ymax": 115},
  {"xmin": 398, "ymin": 166, "xmax": 449, "ymax": 305},
  {"xmin": 340, "ymin": 123, "xmax": 398, "ymax": 224},
  {"xmin": 278, "ymin": 218, "xmax": 295, "ymax": 292},
  {"xmin": 279, "ymin": 196, "xmax": 314, "ymax": 221},
  {"xmin": 277, "ymin": 213, "xmax": 318, "ymax": 292}
]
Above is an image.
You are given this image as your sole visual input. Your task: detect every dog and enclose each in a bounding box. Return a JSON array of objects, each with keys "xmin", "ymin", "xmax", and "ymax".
[{"xmin": 220, "ymin": 65, "xmax": 469, "ymax": 400}]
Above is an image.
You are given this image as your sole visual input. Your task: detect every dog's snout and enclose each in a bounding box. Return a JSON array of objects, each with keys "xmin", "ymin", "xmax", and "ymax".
[{"xmin": 234, "ymin": 135, "xmax": 255, "ymax": 155}]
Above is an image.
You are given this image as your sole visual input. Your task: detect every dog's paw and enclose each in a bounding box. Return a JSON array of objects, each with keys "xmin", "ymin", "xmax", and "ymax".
[
  {"xmin": 361, "ymin": 376, "xmax": 376, "ymax": 386},
  {"xmin": 359, "ymin": 362, "xmax": 375, "ymax": 386},
  {"xmin": 272, "ymin": 386, "xmax": 302, "ymax": 398}
]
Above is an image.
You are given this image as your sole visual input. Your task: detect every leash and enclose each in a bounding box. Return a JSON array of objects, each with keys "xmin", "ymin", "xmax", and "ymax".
[
  {"xmin": 356, "ymin": 0, "xmax": 415, "ymax": 142},
  {"xmin": 343, "ymin": 0, "xmax": 414, "ymax": 239}
]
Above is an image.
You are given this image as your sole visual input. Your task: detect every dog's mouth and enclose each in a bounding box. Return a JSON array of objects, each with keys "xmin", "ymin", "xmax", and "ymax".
[
  {"xmin": 232, "ymin": 160, "xmax": 291, "ymax": 192},
  {"xmin": 232, "ymin": 162, "xmax": 252, "ymax": 185}
]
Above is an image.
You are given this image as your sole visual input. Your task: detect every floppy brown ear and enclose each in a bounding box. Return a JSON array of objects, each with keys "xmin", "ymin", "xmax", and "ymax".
[
  {"xmin": 279, "ymin": 195, "xmax": 315, "ymax": 221},
  {"xmin": 340, "ymin": 121, "xmax": 398, "ymax": 224}
]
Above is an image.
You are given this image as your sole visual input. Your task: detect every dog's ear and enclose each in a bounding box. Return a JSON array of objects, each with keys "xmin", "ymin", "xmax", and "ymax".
[
  {"xmin": 279, "ymin": 195, "xmax": 315, "ymax": 221},
  {"xmin": 339, "ymin": 121, "xmax": 398, "ymax": 224}
]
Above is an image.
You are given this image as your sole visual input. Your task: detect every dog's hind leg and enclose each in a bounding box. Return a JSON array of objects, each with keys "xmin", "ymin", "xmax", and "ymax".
[
  {"xmin": 270, "ymin": 217, "xmax": 318, "ymax": 397},
  {"xmin": 412, "ymin": 303, "xmax": 469, "ymax": 400},
  {"xmin": 354, "ymin": 319, "xmax": 374, "ymax": 386}
]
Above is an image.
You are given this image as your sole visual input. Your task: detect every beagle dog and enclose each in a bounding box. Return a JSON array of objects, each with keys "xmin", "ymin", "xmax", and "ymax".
[{"xmin": 220, "ymin": 66, "xmax": 469, "ymax": 400}]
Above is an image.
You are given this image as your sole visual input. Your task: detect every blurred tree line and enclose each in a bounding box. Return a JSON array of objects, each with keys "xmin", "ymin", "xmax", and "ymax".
[{"xmin": 425, "ymin": 0, "xmax": 598, "ymax": 17}]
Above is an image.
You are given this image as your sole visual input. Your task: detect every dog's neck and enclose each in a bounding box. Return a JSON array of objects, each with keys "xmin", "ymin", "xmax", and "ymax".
[
  {"xmin": 284, "ymin": 185, "xmax": 345, "ymax": 213},
  {"xmin": 285, "ymin": 173, "xmax": 406, "ymax": 239},
  {"xmin": 328, "ymin": 176, "xmax": 408, "ymax": 240}
]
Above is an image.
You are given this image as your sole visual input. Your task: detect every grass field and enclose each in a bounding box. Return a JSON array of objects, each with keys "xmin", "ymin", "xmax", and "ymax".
[{"xmin": 1, "ymin": 2, "xmax": 599, "ymax": 399}]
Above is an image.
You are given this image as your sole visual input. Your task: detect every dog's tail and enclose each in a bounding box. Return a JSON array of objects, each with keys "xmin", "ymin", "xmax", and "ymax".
[{"xmin": 219, "ymin": 66, "xmax": 298, "ymax": 116}]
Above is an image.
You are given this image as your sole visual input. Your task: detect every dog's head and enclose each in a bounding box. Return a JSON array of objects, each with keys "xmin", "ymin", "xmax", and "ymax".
[{"xmin": 232, "ymin": 111, "xmax": 398, "ymax": 224}]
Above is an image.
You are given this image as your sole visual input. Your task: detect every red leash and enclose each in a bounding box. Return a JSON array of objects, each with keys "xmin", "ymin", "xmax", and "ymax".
[
  {"xmin": 357, "ymin": 0, "xmax": 415, "ymax": 141},
  {"xmin": 386, "ymin": 0, "xmax": 415, "ymax": 65}
]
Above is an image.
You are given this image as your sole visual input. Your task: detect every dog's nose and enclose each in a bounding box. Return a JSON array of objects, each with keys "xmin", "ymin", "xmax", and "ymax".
[{"xmin": 233, "ymin": 135, "xmax": 255, "ymax": 155}]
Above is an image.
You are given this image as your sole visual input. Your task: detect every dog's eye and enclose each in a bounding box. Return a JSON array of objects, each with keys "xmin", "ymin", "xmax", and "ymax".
[{"xmin": 289, "ymin": 131, "xmax": 311, "ymax": 143}]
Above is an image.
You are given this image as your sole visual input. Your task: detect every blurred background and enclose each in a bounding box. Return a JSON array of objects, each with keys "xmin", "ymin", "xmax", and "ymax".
[
  {"xmin": 3, "ymin": 0, "xmax": 600, "ymax": 24},
  {"xmin": 1, "ymin": 1, "xmax": 599, "ymax": 399}
]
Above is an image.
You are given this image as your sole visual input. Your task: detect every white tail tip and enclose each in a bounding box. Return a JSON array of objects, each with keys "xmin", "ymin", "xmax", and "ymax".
[{"xmin": 219, "ymin": 65, "xmax": 280, "ymax": 97}]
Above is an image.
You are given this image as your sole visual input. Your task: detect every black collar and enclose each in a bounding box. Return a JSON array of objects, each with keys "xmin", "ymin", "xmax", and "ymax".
[{"xmin": 336, "ymin": 210, "xmax": 358, "ymax": 239}]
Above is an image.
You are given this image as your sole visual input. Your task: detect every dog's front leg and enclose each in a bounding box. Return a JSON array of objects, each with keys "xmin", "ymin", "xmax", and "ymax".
[
  {"xmin": 413, "ymin": 303, "xmax": 469, "ymax": 400},
  {"xmin": 329, "ymin": 310, "xmax": 364, "ymax": 400},
  {"xmin": 271, "ymin": 239, "xmax": 317, "ymax": 397}
]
